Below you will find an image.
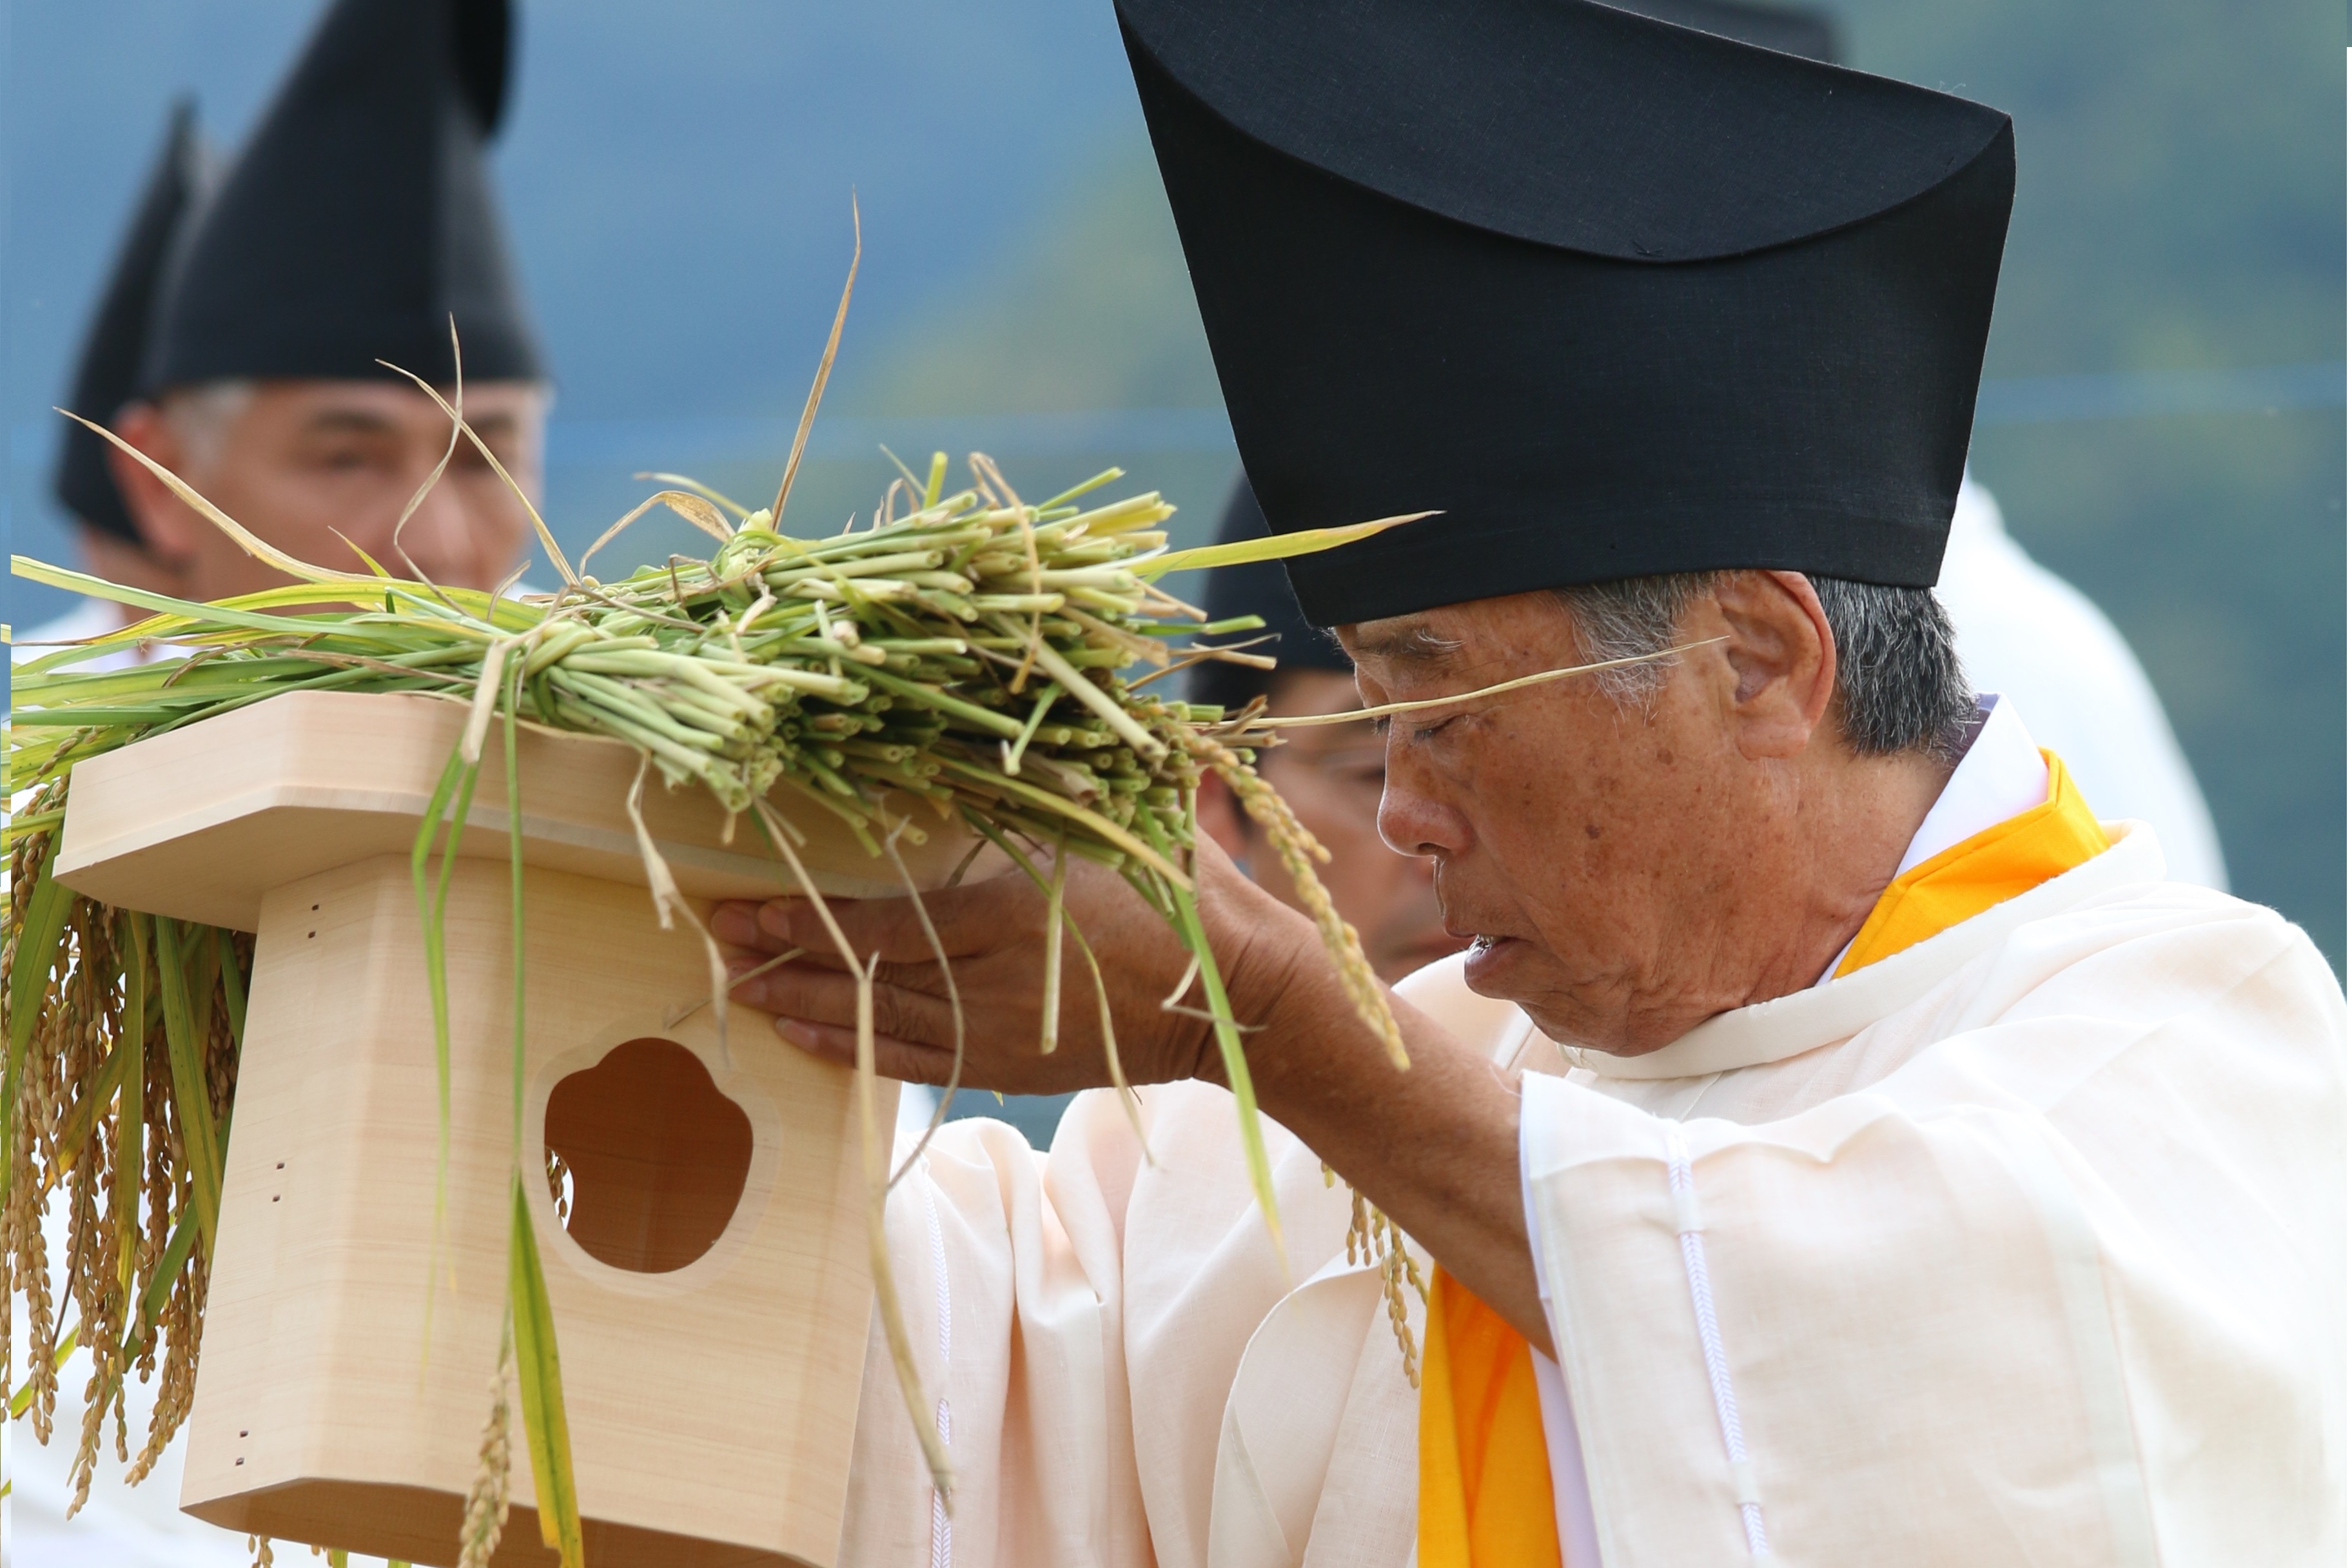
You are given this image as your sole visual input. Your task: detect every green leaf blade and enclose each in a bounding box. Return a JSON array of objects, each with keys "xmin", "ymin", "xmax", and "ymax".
[{"xmin": 508, "ymin": 1176, "xmax": 585, "ymax": 1568}]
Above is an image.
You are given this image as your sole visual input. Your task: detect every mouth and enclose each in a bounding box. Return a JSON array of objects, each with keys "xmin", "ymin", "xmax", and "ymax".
[{"xmin": 1460, "ymin": 932, "xmax": 1524, "ymax": 972}]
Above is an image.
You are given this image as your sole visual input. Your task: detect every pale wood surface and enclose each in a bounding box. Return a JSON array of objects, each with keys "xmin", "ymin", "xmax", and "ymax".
[
  {"xmin": 56, "ymin": 688, "xmax": 988, "ymax": 932},
  {"xmin": 45, "ymin": 691, "xmax": 975, "ymax": 1567},
  {"xmin": 179, "ymin": 854, "xmax": 888, "ymax": 1567}
]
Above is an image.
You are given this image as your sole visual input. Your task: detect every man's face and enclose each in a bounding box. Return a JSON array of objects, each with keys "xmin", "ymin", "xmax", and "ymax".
[
  {"xmin": 1246, "ymin": 669, "xmax": 1465, "ymax": 985},
  {"xmin": 1343, "ymin": 589, "xmax": 1792, "ymax": 1054},
  {"xmin": 115, "ymin": 378, "xmax": 545, "ymax": 600}
]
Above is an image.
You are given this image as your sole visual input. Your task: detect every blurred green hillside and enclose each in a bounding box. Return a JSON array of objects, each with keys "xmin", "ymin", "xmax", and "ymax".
[{"xmin": 827, "ymin": 0, "xmax": 2346, "ymax": 967}]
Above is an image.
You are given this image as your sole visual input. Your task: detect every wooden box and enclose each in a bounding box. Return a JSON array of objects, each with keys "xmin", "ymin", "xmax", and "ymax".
[{"xmin": 55, "ymin": 690, "xmax": 975, "ymax": 1567}]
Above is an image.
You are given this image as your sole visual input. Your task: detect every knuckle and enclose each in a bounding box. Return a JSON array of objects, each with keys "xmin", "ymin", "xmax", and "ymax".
[{"xmin": 872, "ymin": 985, "xmax": 910, "ymax": 1042}]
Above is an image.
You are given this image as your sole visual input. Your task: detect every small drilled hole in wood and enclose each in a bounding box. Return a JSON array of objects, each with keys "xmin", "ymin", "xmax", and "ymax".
[{"xmin": 542, "ymin": 1038, "xmax": 752, "ymax": 1275}]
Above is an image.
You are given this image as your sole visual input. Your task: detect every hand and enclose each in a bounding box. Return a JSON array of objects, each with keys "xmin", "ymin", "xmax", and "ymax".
[
  {"xmin": 717, "ymin": 835, "xmax": 1555, "ymax": 1353},
  {"xmin": 710, "ymin": 834, "xmax": 1322, "ymax": 1095}
]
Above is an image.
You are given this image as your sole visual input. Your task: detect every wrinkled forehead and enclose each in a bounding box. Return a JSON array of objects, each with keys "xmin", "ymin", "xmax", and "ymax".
[
  {"xmin": 239, "ymin": 377, "xmax": 547, "ymax": 436},
  {"xmin": 1337, "ymin": 614, "xmax": 1463, "ymax": 678},
  {"xmin": 1337, "ymin": 593, "xmax": 1581, "ymax": 681}
]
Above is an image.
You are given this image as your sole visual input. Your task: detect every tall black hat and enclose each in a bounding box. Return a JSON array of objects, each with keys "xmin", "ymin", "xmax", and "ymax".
[
  {"xmin": 55, "ymin": 101, "xmax": 210, "ymax": 542},
  {"xmin": 144, "ymin": 0, "xmax": 542, "ymax": 391},
  {"xmin": 1190, "ymin": 480, "xmax": 1353, "ymax": 710},
  {"xmin": 1120, "ymin": 0, "xmax": 2012, "ymax": 627},
  {"xmin": 1600, "ymin": 0, "xmax": 1838, "ymax": 63}
]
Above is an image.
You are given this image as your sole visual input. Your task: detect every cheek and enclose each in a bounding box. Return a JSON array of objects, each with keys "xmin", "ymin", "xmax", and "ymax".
[
  {"xmin": 208, "ymin": 462, "xmax": 360, "ymax": 547},
  {"xmin": 454, "ymin": 478, "xmax": 533, "ymax": 543},
  {"xmin": 1457, "ymin": 724, "xmax": 1628, "ymax": 870}
]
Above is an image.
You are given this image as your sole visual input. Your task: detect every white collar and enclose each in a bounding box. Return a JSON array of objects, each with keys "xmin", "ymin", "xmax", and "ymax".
[
  {"xmin": 1895, "ymin": 694, "xmax": 2048, "ymax": 879},
  {"xmin": 1563, "ymin": 819, "xmax": 2166, "ymax": 1080},
  {"xmin": 1814, "ymin": 694, "xmax": 2048, "ymax": 982}
]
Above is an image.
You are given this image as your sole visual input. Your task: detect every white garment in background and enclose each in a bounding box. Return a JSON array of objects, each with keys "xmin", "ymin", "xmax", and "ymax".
[{"xmin": 1940, "ymin": 477, "xmax": 2227, "ymax": 888}]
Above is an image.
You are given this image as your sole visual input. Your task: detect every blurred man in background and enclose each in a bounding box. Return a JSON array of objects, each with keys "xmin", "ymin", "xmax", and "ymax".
[
  {"xmin": 15, "ymin": 2, "xmax": 545, "ymax": 1563},
  {"xmin": 16, "ymin": 0, "xmax": 546, "ymax": 671}
]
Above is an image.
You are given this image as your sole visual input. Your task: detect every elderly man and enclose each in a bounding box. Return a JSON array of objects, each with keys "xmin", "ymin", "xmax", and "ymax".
[
  {"xmin": 718, "ymin": 2, "xmax": 2344, "ymax": 1563},
  {"xmin": 18, "ymin": 0, "xmax": 544, "ymax": 670}
]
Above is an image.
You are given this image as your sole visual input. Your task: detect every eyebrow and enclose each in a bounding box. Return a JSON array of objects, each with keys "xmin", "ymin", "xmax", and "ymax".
[
  {"xmin": 301, "ymin": 409, "xmax": 401, "ymax": 436},
  {"xmin": 1344, "ymin": 622, "xmax": 1464, "ymax": 669},
  {"xmin": 300, "ymin": 409, "xmax": 520, "ymax": 440}
]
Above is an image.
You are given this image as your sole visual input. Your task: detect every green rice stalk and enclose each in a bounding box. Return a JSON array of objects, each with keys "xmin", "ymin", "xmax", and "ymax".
[
  {"xmin": 878, "ymin": 819, "xmax": 969, "ymax": 1189},
  {"xmin": 152, "ymin": 917, "xmax": 223, "ymax": 1259},
  {"xmin": 1039, "ymin": 835, "xmax": 1067, "ymax": 1055},
  {"xmin": 507, "ymin": 1177, "xmax": 582, "ymax": 1568},
  {"xmin": 6, "ymin": 408, "xmax": 1467, "ymax": 1531}
]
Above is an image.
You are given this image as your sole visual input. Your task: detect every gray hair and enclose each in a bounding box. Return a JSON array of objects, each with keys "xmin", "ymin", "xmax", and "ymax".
[{"xmin": 1556, "ymin": 571, "xmax": 1975, "ymax": 755}]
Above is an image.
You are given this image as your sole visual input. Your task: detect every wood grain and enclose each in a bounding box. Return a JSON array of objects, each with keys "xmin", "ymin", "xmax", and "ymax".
[
  {"xmin": 49, "ymin": 692, "xmax": 969, "ymax": 1566},
  {"xmin": 55, "ymin": 688, "xmax": 989, "ymax": 931},
  {"xmin": 179, "ymin": 854, "xmax": 888, "ymax": 1567}
]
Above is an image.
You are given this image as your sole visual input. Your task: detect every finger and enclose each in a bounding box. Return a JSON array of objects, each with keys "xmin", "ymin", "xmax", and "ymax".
[
  {"xmin": 749, "ymin": 872, "xmax": 1043, "ymax": 965},
  {"xmin": 731, "ymin": 961, "xmax": 864, "ymax": 1028},
  {"xmin": 712, "ymin": 900, "xmax": 790, "ymax": 952},
  {"xmin": 723, "ymin": 943, "xmax": 856, "ymax": 985},
  {"xmin": 736, "ymin": 962, "xmax": 968, "ymax": 1053},
  {"xmin": 773, "ymin": 1017, "xmax": 957, "ymax": 1084}
]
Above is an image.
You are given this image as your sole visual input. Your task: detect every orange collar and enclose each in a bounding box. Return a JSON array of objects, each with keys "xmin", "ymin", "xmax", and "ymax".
[{"xmin": 1834, "ymin": 750, "xmax": 2107, "ymax": 977}]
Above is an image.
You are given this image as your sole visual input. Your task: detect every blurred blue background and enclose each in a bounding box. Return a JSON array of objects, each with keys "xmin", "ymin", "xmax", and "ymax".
[{"xmin": 6, "ymin": 0, "xmax": 2345, "ymax": 975}]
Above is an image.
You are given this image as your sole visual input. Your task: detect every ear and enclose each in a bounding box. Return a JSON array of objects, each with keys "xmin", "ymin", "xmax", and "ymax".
[
  {"xmin": 1193, "ymin": 770, "xmax": 1254, "ymax": 865},
  {"xmin": 1709, "ymin": 570, "xmax": 1837, "ymax": 761},
  {"xmin": 106, "ymin": 402, "xmax": 202, "ymax": 563}
]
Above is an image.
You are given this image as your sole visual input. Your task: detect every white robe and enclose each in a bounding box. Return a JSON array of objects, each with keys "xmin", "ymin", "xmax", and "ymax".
[{"xmin": 844, "ymin": 821, "xmax": 2344, "ymax": 1567}]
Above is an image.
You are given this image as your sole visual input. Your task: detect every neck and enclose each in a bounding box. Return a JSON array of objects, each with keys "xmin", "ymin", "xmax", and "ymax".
[
  {"xmin": 1602, "ymin": 743, "xmax": 1953, "ymax": 1056},
  {"xmin": 1748, "ymin": 744, "xmax": 1955, "ymax": 1006}
]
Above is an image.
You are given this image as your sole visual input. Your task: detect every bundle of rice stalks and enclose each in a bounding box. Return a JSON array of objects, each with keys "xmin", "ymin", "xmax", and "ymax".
[{"xmin": 5, "ymin": 389, "xmax": 1424, "ymax": 1555}]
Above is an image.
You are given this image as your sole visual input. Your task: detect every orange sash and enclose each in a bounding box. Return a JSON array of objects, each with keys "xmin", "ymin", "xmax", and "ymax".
[{"xmin": 1417, "ymin": 751, "xmax": 2106, "ymax": 1568}]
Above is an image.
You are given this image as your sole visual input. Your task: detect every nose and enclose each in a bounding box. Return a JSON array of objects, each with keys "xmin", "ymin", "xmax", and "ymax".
[
  {"xmin": 385, "ymin": 477, "xmax": 477, "ymax": 584},
  {"xmin": 1377, "ymin": 745, "xmax": 1471, "ymax": 859}
]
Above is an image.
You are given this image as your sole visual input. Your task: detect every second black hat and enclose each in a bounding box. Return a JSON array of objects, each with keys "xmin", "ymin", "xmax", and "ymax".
[
  {"xmin": 144, "ymin": 0, "xmax": 542, "ymax": 392},
  {"xmin": 55, "ymin": 101, "xmax": 210, "ymax": 542}
]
